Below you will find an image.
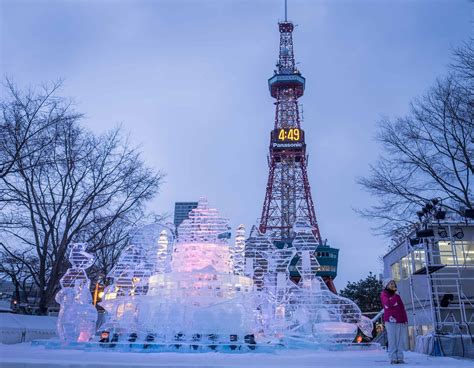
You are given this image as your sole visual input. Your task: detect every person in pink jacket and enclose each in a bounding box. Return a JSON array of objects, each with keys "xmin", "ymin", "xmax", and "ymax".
[{"xmin": 381, "ymin": 279, "xmax": 408, "ymax": 364}]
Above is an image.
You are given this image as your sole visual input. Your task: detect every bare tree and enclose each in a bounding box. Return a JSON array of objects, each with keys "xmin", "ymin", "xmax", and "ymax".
[
  {"xmin": 452, "ymin": 39, "xmax": 474, "ymax": 83},
  {"xmin": 0, "ymin": 249, "xmax": 37, "ymax": 304},
  {"xmin": 357, "ymin": 42, "xmax": 473, "ymax": 238},
  {"xmin": 86, "ymin": 214, "xmax": 143, "ymax": 284},
  {"xmin": 0, "ymin": 82, "xmax": 164, "ymax": 313},
  {"xmin": 0, "ymin": 79, "xmax": 65, "ymax": 179}
]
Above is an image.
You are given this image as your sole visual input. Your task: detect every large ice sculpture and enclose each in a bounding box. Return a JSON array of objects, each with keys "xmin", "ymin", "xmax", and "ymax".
[
  {"xmin": 245, "ymin": 220, "xmax": 371, "ymax": 344},
  {"xmin": 99, "ymin": 199, "xmax": 257, "ymax": 346},
  {"xmin": 81, "ymin": 199, "xmax": 372, "ymax": 349},
  {"xmin": 56, "ymin": 243, "xmax": 98, "ymax": 342}
]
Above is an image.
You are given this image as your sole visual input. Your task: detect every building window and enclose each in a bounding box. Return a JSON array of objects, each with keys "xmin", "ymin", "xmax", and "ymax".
[
  {"xmin": 401, "ymin": 256, "xmax": 411, "ymax": 279},
  {"xmin": 391, "ymin": 262, "xmax": 401, "ymax": 282},
  {"xmin": 317, "ymin": 252, "xmax": 332, "ymax": 258},
  {"xmin": 438, "ymin": 241, "xmax": 455, "ymax": 265},
  {"xmin": 439, "ymin": 240, "xmax": 474, "ymax": 265},
  {"xmin": 318, "ymin": 265, "xmax": 336, "ymax": 272},
  {"xmin": 459, "ymin": 241, "xmax": 474, "ymax": 265},
  {"xmin": 316, "ymin": 251, "xmax": 337, "ymax": 259},
  {"xmin": 412, "ymin": 250, "xmax": 425, "ymax": 272}
]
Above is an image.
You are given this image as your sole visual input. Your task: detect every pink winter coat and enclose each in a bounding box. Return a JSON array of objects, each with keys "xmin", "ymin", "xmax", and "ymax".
[{"xmin": 381, "ymin": 289, "xmax": 408, "ymax": 324}]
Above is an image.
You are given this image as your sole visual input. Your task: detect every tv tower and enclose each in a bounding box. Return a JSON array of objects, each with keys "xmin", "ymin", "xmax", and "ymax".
[
  {"xmin": 251, "ymin": 3, "xmax": 339, "ymax": 293},
  {"xmin": 259, "ymin": 6, "xmax": 321, "ymax": 243}
]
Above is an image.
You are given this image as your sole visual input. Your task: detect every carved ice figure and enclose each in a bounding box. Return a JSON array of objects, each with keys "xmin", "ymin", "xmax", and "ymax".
[
  {"xmin": 246, "ymin": 220, "xmax": 373, "ymax": 344},
  {"xmin": 358, "ymin": 315, "xmax": 374, "ymax": 338},
  {"xmin": 232, "ymin": 224, "xmax": 246, "ymax": 275},
  {"xmin": 56, "ymin": 243, "xmax": 97, "ymax": 342},
  {"xmin": 300, "ymin": 278, "xmax": 362, "ymax": 343},
  {"xmin": 156, "ymin": 230, "xmax": 169, "ymax": 273},
  {"xmin": 128, "ymin": 223, "xmax": 175, "ymax": 273}
]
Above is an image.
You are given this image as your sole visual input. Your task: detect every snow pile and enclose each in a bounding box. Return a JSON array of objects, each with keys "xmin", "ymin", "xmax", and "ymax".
[{"xmin": 0, "ymin": 313, "xmax": 57, "ymax": 344}]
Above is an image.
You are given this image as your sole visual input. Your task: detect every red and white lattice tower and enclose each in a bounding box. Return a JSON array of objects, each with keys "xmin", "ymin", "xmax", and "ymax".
[{"xmin": 259, "ymin": 19, "xmax": 321, "ymax": 244}]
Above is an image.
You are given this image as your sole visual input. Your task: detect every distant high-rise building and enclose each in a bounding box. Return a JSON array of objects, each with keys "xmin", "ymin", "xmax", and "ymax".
[{"xmin": 174, "ymin": 202, "xmax": 198, "ymax": 229}]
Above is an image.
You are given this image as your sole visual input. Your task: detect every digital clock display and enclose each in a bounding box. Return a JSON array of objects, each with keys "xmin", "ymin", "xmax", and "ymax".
[
  {"xmin": 270, "ymin": 128, "xmax": 305, "ymax": 151},
  {"xmin": 276, "ymin": 128, "xmax": 301, "ymax": 142}
]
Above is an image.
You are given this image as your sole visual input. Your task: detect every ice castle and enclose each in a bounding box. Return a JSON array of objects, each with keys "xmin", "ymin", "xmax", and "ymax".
[{"xmin": 55, "ymin": 199, "xmax": 372, "ymax": 351}]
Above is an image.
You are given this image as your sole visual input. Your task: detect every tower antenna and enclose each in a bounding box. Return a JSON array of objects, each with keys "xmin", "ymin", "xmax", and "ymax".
[{"xmin": 284, "ymin": 0, "xmax": 288, "ymax": 21}]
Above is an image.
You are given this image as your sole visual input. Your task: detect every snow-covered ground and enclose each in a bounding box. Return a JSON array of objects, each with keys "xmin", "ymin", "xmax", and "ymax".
[{"xmin": 0, "ymin": 343, "xmax": 472, "ymax": 368}]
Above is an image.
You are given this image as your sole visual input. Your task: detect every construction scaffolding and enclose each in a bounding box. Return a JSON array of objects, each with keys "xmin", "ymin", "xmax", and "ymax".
[{"xmin": 406, "ymin": 222, "xmax": 474, "ymax": 335}]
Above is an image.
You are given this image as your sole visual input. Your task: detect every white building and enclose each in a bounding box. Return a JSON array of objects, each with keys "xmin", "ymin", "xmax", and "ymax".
[{"xmin": 383, "ymin": 218, "xmax": 474, "ymax": 357}]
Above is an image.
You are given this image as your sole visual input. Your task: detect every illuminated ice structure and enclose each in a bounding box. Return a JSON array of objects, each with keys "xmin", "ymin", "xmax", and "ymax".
[
  {"xmin": 98, "ymin": 199, "xmax": 257, "ymax": 349},
  {"xmin": 58, "ymin": 199, "xmax": 372, "ymax": 350},
  {"xmin": 56, "ymin": 243, "xmax": 98, "ymax": 343},
  {"xmin": 246, "ymin": 221, "xmax": 373, "ymax": 345}
]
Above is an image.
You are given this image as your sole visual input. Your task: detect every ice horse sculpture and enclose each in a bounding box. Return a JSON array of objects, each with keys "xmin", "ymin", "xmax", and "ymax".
[
  {"xmin": 98, "ymin": 200, "xmax": 257, "ymax": 348},
  {"xmin": 56, "ymin": 243, "xmax": 98, "ymax": 342}
]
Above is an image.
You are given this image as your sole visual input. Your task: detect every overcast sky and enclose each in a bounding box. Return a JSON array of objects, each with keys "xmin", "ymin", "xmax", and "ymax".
[{"xmin": 1, "ymin": 0, "xmax": 471, "ymax": 289}]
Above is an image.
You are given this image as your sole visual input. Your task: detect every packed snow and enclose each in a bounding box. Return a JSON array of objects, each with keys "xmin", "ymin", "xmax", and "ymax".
[{"xmin": 0, "ymin": 343, "xmax": 472, "ymax": 368}]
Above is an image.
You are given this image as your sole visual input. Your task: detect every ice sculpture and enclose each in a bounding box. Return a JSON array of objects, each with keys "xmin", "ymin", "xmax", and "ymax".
[
  {"xmin": 128, "ymin": 223, "xmax": 174, "ymax": 274},
  {"xmin": 232, "ymin": 224, "xmax": 246, "ymax": 275},
  {"xmin": 102, "ymin": 223, "xmax": 175, "ymax": 303},
  {"xmin": 357, "ymin": 315, "xmax": 374, "ymax": 338},
  {"xmin": 53, "ymin": 199, "xmax": 372, "ymax": 350},
  {"xmin": 99, "ymin": 200, "xmax": 257, "ymax": 347},
  {"xmin": 245, "ymin": 220, "xmax": 371, "ymax": 345},
  {"xmin": 56, "ymin": 243, "xmax": 98, "ymax": 342}
]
